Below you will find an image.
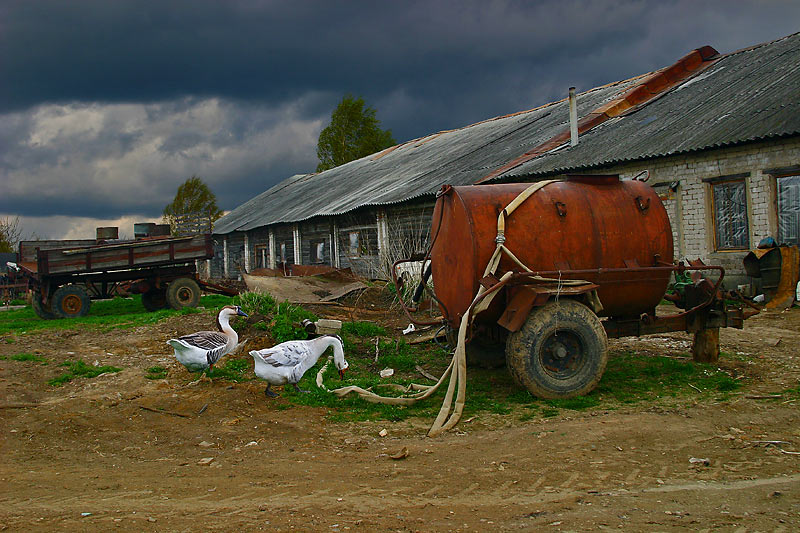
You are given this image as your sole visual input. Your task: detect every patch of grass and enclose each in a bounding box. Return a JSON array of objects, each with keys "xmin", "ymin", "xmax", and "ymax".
[
  {"xmin": 48, "ymin": 359, "xmax": 122, "ymax": 386},
  {"xmin": 540, "ymin": 407, "xmax": 560, "ymax": 418},
  {"xmin": 594, "ymin": 351, "xmax": 742, "ymax": 402},
  {"xmin": 545, "ymin": 395, "xmax": 601, "ymax": 410},
  {"xmin": 0, "ymin": 294, "xmax": 229, "ymax": 335},
  {"xmin": 206, "ymin": 358, "xmax": 251, "ymax": 382},
  {"xmin": 270, "ymin": 302, "xmax": 317, "ymax": 343},
  {"xmin": 783, "ymin": 384, "xmax": 800, "ymax": 399},
  {"xmin": 342, "ymin": 321, "xmax": 386, "ymax": 337},
  {"xmin": 235, "ymin": 291, "xmax": 277, "ymax": 316},
  {"xmin": 10, "ymin": 352, "xmax": 46, "ymax": 363},
  {"xmin": 145, "ymin": 366, "xmax": 168, "ymax": 380}
]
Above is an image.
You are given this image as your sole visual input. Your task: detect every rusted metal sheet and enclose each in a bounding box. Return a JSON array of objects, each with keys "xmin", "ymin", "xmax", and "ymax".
[
  {"xmin": 37, "ymin": 234, "xmax": 213, "ymax": 276},
  {"xmin": 429, "ymin": 176, "xmax": 674, "ymax": 327},
  {"xmin": 18, "ymin": 240, "xmax": 96, "ymax": 263},
  {"xmin": 497, "ymin": 282, "xmax": 599, "ymax": 332}
]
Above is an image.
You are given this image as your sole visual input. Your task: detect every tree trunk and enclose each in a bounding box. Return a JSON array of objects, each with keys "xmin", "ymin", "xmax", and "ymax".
[{"xmin": 692, "ymin": 328, "xmax": 720, "ymax": 363}]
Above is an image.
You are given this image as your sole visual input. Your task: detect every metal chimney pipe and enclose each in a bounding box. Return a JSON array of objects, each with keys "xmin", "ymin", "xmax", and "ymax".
[{"xmin": 569, "ymin": 87, "xmax": 578, "ymax": 147}]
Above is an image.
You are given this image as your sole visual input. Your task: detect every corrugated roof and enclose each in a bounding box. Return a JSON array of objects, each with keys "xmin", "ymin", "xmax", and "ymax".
[
  {"xmin": 501, "ymin": 33, "xmax": 800, "ymax": 179},
  {"xmin": 215, "ymin": 76, "xmax": 638, "ymax": 233},
  {"xmin": 215, "ymin": 32, "xmax": 800, "ymax": 235}
]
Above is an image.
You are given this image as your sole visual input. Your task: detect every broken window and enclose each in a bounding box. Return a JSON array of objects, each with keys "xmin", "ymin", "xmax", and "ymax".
[
  {"xmin": 348, "ymin": 232, "xmax": 360, "ymax": 256},
  {"xmin": 712, "ymin": 179, "xmax": 749, "ymax": 250},
  {"xmin": 310, "ymin": 240, "xmax": 326, "ymax": 264},
  {"xmin": 778, "ymin": 174, "xmax": 800, "ymax": 246},
  {"xmin": 254, "ymin": 244, "xmax": 267, "ymax": 269}
]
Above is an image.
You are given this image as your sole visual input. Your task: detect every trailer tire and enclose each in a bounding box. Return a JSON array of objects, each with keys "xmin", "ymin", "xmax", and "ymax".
[
  {"xmin": 142, "ymin": 290, "xmax": 168, "ymax": 311},
  {"xmin": 52, "ymin": 285, "xmax": 91, "ymax": 318},
  {"xmin": 166, "ymin": 278, "xmax": 201, "ymax": 310},
  {"xmin": 506, "ymin": 299, "xmax": 607, "ymax": 399},
  {"xmin": 32, "ymin": 292, "xmax": 57, "ymax": 319}
]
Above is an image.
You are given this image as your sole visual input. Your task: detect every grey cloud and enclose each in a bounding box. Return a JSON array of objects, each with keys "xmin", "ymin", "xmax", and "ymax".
[{"xmin": 0, "ymin": 98, "xmax": 321, "ymax": 219}]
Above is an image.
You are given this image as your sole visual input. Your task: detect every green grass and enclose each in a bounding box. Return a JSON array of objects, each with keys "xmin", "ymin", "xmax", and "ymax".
[
  {"xmin": 48, "ymin": 359, "xmax": 122, "ymax": 386},
  {"xmin": 9, "ymin": 352, "xmax": 47, "ymax": 363},
  {"xmin": 230, "ymin": 292, "xmax": 318, "ymax": 343},
  {"xmin": 593, "ymin": 351, "xmax": 742, "ymax": 404},
  {"xmin": 0, "ymin": 294, "xmax": 234, "ymax": 335},
  {"xmin": 145, "ymin": 365, "xmax": 168, "ymax": 380},
  {"xmin": 279, "ymin": 337, "xmax": 447, "ymax": 423},
  {"xmin": 259, "ymin": 337, "xmax": 747, "ymax": 424},
  {"xmin": 235, "ymin": 291, "xmax": 277, "ymax": 316},
  {"xmin": 342, "ymin": 321, "xmax": 387, "ymax": 337},
  {"xmin": 206, "ymin": 358, "xmax": 251, "ymax": 382}
]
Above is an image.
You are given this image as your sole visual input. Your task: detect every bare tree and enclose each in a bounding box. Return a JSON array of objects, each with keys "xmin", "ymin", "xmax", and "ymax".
[{"xmin": 0, "ymin": 216, "xmax": 22, "ymax": 253}]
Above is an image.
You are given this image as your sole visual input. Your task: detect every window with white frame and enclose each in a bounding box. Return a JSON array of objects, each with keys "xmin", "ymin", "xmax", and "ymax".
[{"xmin": 711, "ymin": 178, "xmax": 749, "ymax": 250}]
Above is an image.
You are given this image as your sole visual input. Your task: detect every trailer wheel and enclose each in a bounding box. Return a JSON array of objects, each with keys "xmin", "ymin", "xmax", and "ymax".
[
  {"xmin": 32, "ymin": 292, "xmax": 57, "ymax": 319},
  {"xmin": 506, "ymin": 299, "xmax": 607, "ymax": 399},
  {"xmin": 166, "ymin": 278, "xmax": 201, "ymax": 309},
  {"xmin": 142, "ymin": 290, "xmax": 168, "ymax": 311},
  {"xmin": 52, "ymin": 285, "xmax": 91, "ymax": 318}
]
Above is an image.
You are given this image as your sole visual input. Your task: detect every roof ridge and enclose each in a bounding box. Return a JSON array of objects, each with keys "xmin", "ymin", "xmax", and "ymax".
[
  {"xmin": 720, "ymin": 31, "xmax": 800, "ymax": 59},
  {"xmin": 477, "ymin": 45, "xmax": 721, "ymax": 183}
]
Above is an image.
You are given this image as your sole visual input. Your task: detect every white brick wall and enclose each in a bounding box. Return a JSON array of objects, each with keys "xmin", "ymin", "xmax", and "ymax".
[{"xmin": 586, "ymin": 137, "xmax": 800, "ymax": 285}]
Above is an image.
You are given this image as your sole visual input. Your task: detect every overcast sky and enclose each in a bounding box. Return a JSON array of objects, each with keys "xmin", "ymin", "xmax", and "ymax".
[{"xmin": 1, "ymin": 0, "xmax": 798, "ymax": 240}]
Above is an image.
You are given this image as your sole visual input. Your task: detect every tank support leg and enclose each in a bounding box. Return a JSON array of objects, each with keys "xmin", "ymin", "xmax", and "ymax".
[{"xmin": 692, "ymin": 328, "xmax": 720, "ymax": 363}]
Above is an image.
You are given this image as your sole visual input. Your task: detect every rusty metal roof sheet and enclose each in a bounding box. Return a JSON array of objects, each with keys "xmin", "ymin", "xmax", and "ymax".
[
  {"xmin": 215, "ymin": 32, "xmax": 800, "ymax": 235},
  {"xmin": 501, "ymin": 33, "xmax": 800, "ymax": 179}
]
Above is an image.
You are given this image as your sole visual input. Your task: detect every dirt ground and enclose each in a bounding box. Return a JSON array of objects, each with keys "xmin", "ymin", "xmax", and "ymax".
[{"xmin": 1, "ymin": 301, "xmax": 799, "ymax": 532}]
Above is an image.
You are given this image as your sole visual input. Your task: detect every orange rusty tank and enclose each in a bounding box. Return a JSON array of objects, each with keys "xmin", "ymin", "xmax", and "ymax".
[{"xmin": 430, "ymin": 176, "xmax": 674, "ymax": 324}]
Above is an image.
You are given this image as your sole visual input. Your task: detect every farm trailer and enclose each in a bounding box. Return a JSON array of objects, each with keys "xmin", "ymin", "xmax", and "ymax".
[
  {"xmin": 6, "ymin": 234, "xmax": 236, "ymax": 319},
  {"xmin": 394, "ymin": 175, "xmax": 758, "ymax": 400}
]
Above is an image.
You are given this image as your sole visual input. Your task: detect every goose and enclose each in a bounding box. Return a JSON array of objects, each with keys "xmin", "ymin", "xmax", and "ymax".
[
  {"xmin": 167, "ymin": 305, "xmax": 248, "ymax": 376},
  {"xmin": 249, "ymin": 335, "xmax": 348, "ymax": 397}
]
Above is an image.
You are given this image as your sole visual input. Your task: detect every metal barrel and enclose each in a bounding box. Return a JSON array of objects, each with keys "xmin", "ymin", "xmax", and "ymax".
[
  {"xmin": 430, "ymin": 176, "xmax": 674, "ymax": 323},
  {"xmin": 96, "ymin": 227, "xmax": 119, "ymax": 240},
  {"xmin": 152, "ymin": 224, "xmax": 172, "ymax": 237},
  {"xmin": 134, "ymin": 222, "xmax": 157, "ymax": 239}
]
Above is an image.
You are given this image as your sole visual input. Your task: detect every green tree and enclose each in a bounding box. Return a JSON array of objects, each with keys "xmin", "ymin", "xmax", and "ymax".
[
  {"xmin": 316, "ymin": 94, "xmax": 396, "ymax": 172},
  {"xmin": 162, "ymin": 176, "xmax": 223, "ymax": 235}
]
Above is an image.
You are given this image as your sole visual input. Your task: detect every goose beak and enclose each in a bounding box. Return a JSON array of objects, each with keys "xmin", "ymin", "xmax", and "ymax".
[
  {"xmin": 338, "ymin": 369, "xmax": 346, "ymax": 380},
  {"xmin": 238, "ymin": 309, "xmax": 249, "ymax": 317}
]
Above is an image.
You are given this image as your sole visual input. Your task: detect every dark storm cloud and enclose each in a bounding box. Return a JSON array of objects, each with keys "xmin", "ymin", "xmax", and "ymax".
[
  {"xmin": 4, "ymin": 0, "xmax": 798, "ymax": 140},
  {"xmin": 1, "ymin": 0, "xmax": 799, "ymax": 238}
]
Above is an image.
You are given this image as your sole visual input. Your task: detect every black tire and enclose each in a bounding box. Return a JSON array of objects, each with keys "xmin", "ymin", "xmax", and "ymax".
[
  {"xmin": 32, "ymin": 292, "xmax": 57, "ymax": 319},
  {"xmin": 142, "ymin": 290, "xmax": 168, "ymax": 311},
  {"xmin": 52, "ymin": 285, "xmax": 91, "ymax": 318},
  {"xmin": 166, "ymin": 277, "xmax": 201, "ymax": 310},
  {"xmin": 506, "ymin": 299, "xmax": 607, "ymax": 399}
]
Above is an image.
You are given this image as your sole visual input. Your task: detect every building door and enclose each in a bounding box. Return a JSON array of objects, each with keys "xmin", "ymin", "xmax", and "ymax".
[{"xmin": 778, "ymin": 175, "xmax": 800, "ymax": 245}]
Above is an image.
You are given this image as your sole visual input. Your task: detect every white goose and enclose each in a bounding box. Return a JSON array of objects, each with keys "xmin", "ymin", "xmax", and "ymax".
[
  {"xmin": 249, "ymin": 335, "xmax": 349, "ymax": 397},
  {"xmin": 167, "ymin": 305, "xmax": 248, "ymax": 375}
]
